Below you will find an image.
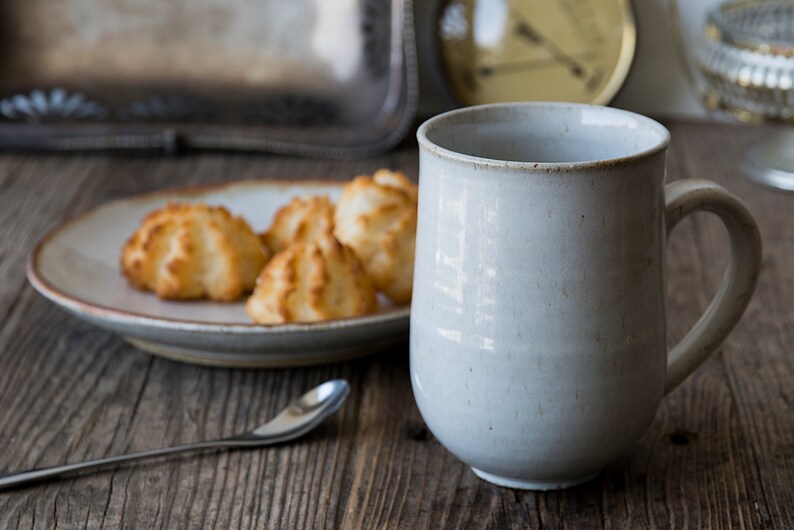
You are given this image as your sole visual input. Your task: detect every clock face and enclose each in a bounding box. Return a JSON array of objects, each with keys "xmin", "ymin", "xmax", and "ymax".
[{"xmin": 437, "ymin": 0, "xmax": 636, "ymax": 105}]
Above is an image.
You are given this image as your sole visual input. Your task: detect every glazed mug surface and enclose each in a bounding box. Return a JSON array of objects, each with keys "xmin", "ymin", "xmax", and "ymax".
[{"xmin": 411, "ymin": 103, "xmax": 762, "ymax": 490}]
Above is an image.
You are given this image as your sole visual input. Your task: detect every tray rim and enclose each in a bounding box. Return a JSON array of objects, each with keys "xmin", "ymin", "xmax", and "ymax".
[{"xmin": 0, "ymin": 0, "xmax": 418, "ymax": 158}]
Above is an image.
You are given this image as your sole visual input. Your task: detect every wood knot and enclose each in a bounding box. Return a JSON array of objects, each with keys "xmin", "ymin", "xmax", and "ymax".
[
  {"xmin": 669, "ymin": 431, "xmax": 698, "ymax": 445},
  {"xmin": 403, "ymin": 420, "xmax": 430, "ymax": 442}
]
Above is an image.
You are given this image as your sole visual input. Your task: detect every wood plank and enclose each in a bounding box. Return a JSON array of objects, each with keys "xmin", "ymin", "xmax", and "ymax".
[
  {"xmin": 0, "ymin": 155, "xmax": 98, "ymax": 326},
  {"xmin": 0, "ymin": 123, "xmax": 791, "ymax": 528},
  {"xmin": 673, "ymin": 122, "xmax": 794, "ymax": 528},
  {"xmin": 0, "ymin": 148, "xmax": 420, "ymax": 529}
]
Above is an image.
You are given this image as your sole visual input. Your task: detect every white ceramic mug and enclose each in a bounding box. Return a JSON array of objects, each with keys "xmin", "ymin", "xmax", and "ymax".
[{"xmin": 411, "ymin": 103, "xmax": 762, "ymax": 490}]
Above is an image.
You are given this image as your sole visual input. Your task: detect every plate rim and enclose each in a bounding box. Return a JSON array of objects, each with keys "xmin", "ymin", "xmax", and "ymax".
[{"xmin": 26, "ymin": 178, "xmax": 411, "ymax": 335}]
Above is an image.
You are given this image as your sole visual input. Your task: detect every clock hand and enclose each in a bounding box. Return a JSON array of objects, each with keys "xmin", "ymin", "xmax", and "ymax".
[
  {"xmin": 514, "ymin": 21, "xmax": 584, "ymax": 78},
  {"xmin": 509, "ymin": 7, "xmax": 587, "ymax": 81},
  {"xmin": 479, "ymin": 51, "xmax": 597, "ymax": 78}
]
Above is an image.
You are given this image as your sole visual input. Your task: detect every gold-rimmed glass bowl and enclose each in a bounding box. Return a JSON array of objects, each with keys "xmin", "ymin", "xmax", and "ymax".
[{"xmin": 671, "ymin": 0, "xmax": 794, "ymax": 192}]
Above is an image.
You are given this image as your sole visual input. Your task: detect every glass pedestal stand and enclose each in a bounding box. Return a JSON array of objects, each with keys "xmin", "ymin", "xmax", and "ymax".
[
  {"xmin": 743, "ymin": 130, "xmax": 794, "ymax": 192},
  {"xmin": 672, "ymin": 0, "xmax": 794, "ymax": 193}
]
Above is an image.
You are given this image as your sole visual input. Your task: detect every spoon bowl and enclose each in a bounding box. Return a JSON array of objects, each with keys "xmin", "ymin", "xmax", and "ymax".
[{"xmin": 235, "ymin": 379, "xmax": 350, "ymax": 443}]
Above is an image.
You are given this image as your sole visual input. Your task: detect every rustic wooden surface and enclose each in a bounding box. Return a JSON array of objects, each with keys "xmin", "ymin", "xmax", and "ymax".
[{"xmin": 0, "ymin": 120, "xmax": 791, "ymax": 529}]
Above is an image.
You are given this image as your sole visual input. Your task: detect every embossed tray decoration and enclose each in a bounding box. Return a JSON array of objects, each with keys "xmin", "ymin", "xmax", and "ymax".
[{"xmin": 0, "ymin": 0, "xmax": 417, "ymax": 157}]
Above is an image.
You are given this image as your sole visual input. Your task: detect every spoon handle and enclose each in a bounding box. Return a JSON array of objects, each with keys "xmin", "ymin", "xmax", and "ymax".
[
  {"xmin": 0, "ymin": 440, "xmax": 233, "ymax": 490},
  {"xmin": 0, "ymin": 378, "xmax": 349, "ymax": 491}
]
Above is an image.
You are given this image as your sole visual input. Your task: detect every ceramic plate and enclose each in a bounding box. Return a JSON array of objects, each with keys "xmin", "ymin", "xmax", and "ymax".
[{"xmin": 27, "ymin": 180, "xmax": 410, "ymax": 367}]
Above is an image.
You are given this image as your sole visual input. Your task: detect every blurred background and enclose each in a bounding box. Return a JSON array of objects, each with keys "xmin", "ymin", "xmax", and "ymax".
[{"xmin": 2, "ymin": 0, "xmax": 788, "ymax": 164}]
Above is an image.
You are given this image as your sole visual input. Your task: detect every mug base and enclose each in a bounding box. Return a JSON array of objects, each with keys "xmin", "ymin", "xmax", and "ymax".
[{"xmin": 471, "ymin": 468, "xmax": 600, "ymax": 491}]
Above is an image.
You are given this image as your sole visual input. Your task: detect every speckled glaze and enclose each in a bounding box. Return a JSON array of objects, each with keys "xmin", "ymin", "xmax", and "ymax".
[{"xmin": 411, "ymin": 103, "xmax": 762, "ymax": 490}]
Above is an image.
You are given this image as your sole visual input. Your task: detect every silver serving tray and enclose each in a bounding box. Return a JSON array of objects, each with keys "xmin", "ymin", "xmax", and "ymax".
[{"xmin": 0, "ymin": 0, "xmax": 417, "ymax": 157}]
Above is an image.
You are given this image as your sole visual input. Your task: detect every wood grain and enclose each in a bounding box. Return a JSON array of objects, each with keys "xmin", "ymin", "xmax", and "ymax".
[{"xmin": 0, "ymin": 122, "xmax": 791, "ymax": 529}]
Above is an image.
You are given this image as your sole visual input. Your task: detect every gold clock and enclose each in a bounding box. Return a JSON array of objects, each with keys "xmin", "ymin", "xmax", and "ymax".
[{"xmin": 437, "ymin": 0, "xmax": 636, "ymax": 105}]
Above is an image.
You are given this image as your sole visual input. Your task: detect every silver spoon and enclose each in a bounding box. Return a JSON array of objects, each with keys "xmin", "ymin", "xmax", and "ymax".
[{"xmin": 0, "ymin": 379, "xmax": 349, "ymax": 491}]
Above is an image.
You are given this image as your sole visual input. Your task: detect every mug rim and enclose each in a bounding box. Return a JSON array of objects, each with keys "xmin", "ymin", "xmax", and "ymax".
[{"xmin": 416, "ymin": 102, "xmax": 671, "ymax": 171}]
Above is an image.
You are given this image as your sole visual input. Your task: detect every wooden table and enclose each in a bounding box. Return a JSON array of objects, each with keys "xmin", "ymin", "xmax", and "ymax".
[{"xmin": 0, "ymin": 120, "xmax": 791, "ymax": 528}]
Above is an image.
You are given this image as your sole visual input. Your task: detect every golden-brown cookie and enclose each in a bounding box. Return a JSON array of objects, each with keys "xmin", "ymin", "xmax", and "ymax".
[
  {"xmin": 121, "ymin": 202, "xmax": 269, "ymax": 301},
  {"xmin": 261, "ymin": 195, "xmax": 335, "ymax": 254},
  {"xmin": 246, "ymin": 234, "xmax": 377, "ymax": 324},
  {"xmin": 333, "ymin": 169, "xmax": 417, "ymax": 304}
]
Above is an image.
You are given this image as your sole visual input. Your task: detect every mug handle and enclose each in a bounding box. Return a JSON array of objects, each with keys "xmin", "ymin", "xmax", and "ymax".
[{"xmin": 663, "ymin": 179, "xmax": 762, "ymax": 394}]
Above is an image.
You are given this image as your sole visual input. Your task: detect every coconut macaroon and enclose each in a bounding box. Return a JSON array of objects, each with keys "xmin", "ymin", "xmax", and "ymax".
[
  {"xmin": 121, "ymin": 203, "xmax": 269, "ymax": 301},
  {"xmin": 246, "ymin": 234, "xmax": 378, "ymax": 324},
  {"xmin": 261, "ymin": 195, "xmax": 335, "ymax": 254},
  {"xmin": 333, "ymin": 169, "xmax": 417, "ymax": 304}
]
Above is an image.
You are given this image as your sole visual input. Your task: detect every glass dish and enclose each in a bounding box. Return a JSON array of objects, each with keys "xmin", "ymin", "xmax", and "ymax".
[{"xmin": 671, "ymin": 0, "xmax": 794, "ymax": 191}]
